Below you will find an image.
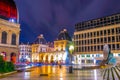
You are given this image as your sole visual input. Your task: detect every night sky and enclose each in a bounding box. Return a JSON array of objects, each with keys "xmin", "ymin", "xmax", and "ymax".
[{"xmin": 14, "ymin": 0, "xmax": 120, "ymax": 43}]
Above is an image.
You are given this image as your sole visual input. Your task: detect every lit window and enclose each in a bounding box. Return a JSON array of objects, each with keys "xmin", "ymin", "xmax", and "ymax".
[
  {"xmin": 11, "ymin": 34, "xmax": 16, "ymax": 45},
  {"xmin": 86, "ymin": 54, "xmax": 90, "ymax": 57},
  {"xmin": 1, "ymin": 31, "xmax": 7, "ymax": 44},
  {"xmin": 82, "ymin": 54, "xmax": 85, "ymax": 57}
]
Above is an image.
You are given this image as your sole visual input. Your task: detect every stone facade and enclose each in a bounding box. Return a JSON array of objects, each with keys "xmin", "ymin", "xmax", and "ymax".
[{"xmin": 0, "ymin": 18, "xmax": 20, "ymax": 63}]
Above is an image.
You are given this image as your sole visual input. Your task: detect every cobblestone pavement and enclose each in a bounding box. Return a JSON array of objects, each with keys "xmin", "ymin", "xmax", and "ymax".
[{"xmin": 0, "ymin": 65, "xmax": 102, "ymax": 80}]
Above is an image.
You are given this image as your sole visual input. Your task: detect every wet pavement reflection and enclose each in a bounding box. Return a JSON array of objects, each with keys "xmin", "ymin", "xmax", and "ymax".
[{"xmin": 0, "ymin": 65, "xmax": 103, "ymax": 80}]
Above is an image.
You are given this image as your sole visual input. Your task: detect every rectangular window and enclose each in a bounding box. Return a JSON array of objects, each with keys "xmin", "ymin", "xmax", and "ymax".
[
  {"xmin": 86, "ymin": 54, "xmax": 90, "ymax": 57},
  {"xmin": 88, "ymin": 46, "xmax": 89, "ymax": 51},
  {"xmin": 97, "ymin": 38, "xmax": 99, "ymax": 43},
  {"xmin": 111, "ymin": 28, "xmax": 114, "ymax": 34},
  {"xmin": 104, "ymin": 37, "xmax": 107, "ymax": 43},
  {"xmin": 112, "ymin": 36, "xmax": 115, "ymax": 42},
  {"xmin": 117, "ymin": 44, "xmax": 119, "ymax": 49},
  {"xmin": 116, "ymin": 36, "xmax": 119, "ymax": 42},
  {"xmin": 90, "ymin": 32, "xmax": 92, "ymax": 37},
  {"xmin": 88, "ymin": 33, "xmax": 89, "ymax": 37},
  {"xmin": 100, "ymin": 31, "xmax": 103, "ymax": 36},
  {"xmin": 101, "ymin": 45, "xmax": 103, "ymax": 50},
  {"xmin": 108, "ymin": 29, "xmax": 110, "ymax": 34},
  {"xmin": 79, "ymin": 41, "xmax": 81, "ymax": 45},
  {"xmin": 112, "ymin": 44, "xmax": 115, "ymax": 50},
  {"xmin": 91, "ymin": 46, "xmax": 93, "ymax": 51},
  {"xmin": 84, "ymin": 33, "xmax": 86, "ymax": 38},
  {"xmin": 94, "ymin": 32, "xmax": 96, "ymax": 37},
  {"xmin": 101, "ymin": 38, "xmax": 103, "ymax": 43},
  {"xmin": 108, "ymin": 37, "xmax": 111, "ymax": 42},
  {"xmin": 104, "ymin": 30, "xmax": 106, "ymax": 35},
  {"xmin": 76, "ymin": 41, "xmax": 78, "ymax": 46},
  {"xmin": 98, "ymin": 46, "xmax": 100, "ymax": 51},
  {"xmin": 94, "ymin": 39, "xmax": 96, "ymax": 44},
  {"xmin": 97, "ymin": 31, "xmax": 99, "ymax": 36},
  {"xmin": 82, "ymin": 54, "xmax": 85, "ymax": 57},
  {"xmin": 118, "ymin": 27, "xmax": 120, "ymax": 33},
  {"xmin": 94, "ymin": 46, "xmax": 96, "ymax": 51},
  {"xmin": 76, "ymin": 35, "xmax": 78, "ymax": 39},
  {"xmin": 89, "ymin": 39, "xmax": 90, "ymax": 44},
  {"xmin": 91, "ymin": 39, "xmax": 92, "ymax": 44}
]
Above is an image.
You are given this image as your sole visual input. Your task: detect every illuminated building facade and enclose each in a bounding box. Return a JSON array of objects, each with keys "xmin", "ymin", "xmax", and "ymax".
[
  {"xmin": 73, "ymin": 13, "xmax": 120, "ymax": 64},
  {"xmin": 19, "ymin": 43, "xmax": 31, "ymax": 62},
  {"xmin": 31, "ymin": 34, "xmax": 53, "ymax": 62},
  {"xmin": 39, "ymin": 29, "xmax": 72, "ymax": 64},
  {"xmin": 0, "ymin": 0, "xmax": 20, "ymax": 63}
]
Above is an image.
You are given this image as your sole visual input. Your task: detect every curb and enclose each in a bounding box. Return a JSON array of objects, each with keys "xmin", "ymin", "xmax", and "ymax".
[
  {"xmin": 0, "ymin": 71, "xmax": 17, "ymax": 77},
  {"xmin": 0, "ymin": 66, "xmax": 34, "ymax": 77}
]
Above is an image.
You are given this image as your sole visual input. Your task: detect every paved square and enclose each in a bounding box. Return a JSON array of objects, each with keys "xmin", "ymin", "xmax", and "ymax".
[{"xmin": 0, "ymin": 66, "xmax": 103, "ymax": 80}]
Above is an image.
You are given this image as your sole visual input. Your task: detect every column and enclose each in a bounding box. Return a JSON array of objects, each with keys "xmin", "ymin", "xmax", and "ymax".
[
  {"xmin": 7, "ymin": 30, "xmax": 12, "ymax": 45},
  {"xmin": 16, "ymin": 32, "xmax": 20, "ymax": 45}
]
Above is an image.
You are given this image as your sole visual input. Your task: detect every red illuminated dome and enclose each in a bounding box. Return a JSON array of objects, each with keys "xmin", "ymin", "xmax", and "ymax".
[{"xmin": 0, "ymin": 0, "xmax": 18, "ymax": 23}]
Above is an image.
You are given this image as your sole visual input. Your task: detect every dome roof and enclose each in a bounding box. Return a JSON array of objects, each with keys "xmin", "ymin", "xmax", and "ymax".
[
  {"xmin": 0, "ymin": 0, "xmax": 18, "ymax": 23},
  {"xmin": 34, "ymin": 34, "xmax": 47, "ymax": 44},
  {"xmin": 56, "ymin": 29, "xmax": 71, "ymax": 41}
]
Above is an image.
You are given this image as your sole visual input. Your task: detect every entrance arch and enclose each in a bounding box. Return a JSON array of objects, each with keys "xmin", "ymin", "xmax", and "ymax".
[
  {"xmin": 10, "ymin": 53, "xmax": 16, "ymax": 63},
  {"xmin": 50, "ymin": 55, "xmax": 54, "ymax": 63},
  {"xmin": 40, "ymin": 54, "xmax": 44, "ymax": 62},
  {"xmin": 45, "ymin": 55, "xmax": 49, "ymax": 63}
]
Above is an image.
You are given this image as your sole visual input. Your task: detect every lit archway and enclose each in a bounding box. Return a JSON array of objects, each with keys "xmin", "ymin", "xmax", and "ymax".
[
  {"xmin": 0, "ymin": 52, "xmax": 6, "ymax": 61},
  {"xmin": 54, "ymin": 54, "xmax": 59, "ymax": 64},
  {"xmin": 49, "ymin": 55, "xmax": 54, "ymax": 63},
  {"xmin": 10, "ymin": 53, "xmax": 16, "ymax": 63},
  {"xmin": 40, "ymin": 54, "xmax": 44, "ymax": 62},
  {"xmin": 45, "ymin": 54, "xmax": 49, "ymax": 63}
]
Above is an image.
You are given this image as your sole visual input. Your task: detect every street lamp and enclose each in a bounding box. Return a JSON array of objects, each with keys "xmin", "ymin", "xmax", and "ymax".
[{"xmin": 68, "ymin": 45, "xmax": 74, "ymax": 73}]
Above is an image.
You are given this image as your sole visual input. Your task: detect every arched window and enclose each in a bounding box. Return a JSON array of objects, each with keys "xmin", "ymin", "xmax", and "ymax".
[
  {"xmin": 11, "ymin": 34, "xmax": 16, "ymax": 45},
  {"xmin": 1, "ymin": 31, "xmax": 7, "ymax": 44}
]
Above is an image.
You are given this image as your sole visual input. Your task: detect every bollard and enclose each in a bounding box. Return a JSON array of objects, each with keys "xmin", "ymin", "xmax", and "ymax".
[{"xmin": 69, "ymin": 66, "xmax": 73, "ymax": 73}]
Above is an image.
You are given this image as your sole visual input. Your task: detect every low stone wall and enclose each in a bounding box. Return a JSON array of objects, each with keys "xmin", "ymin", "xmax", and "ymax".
[{"xmin": 0, "ymin": 71, "xmax": 17, "ymax": 77}]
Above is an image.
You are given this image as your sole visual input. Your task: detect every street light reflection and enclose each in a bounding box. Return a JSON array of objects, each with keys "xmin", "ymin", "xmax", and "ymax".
[
  {"xmin": 52, "ymin": 67, "xmax": 56, "ymax": 73},
  {"xmin": 94, "ymin": 69, "xmax": 97, "ymax": 80},
  {"xmin": 60, "ymin": 77, "xmax": 63, "ymax": 80},
  {"xmin": 60, "ymin": 72, "xmax": 63, "ymax": 77},
  {"xmin": 48, "ymin": 66, "xmax": 52, "ymax": 73},
  {"xmin": 24, "ymin": 72, "xmax": 30, "ymax": 79}
]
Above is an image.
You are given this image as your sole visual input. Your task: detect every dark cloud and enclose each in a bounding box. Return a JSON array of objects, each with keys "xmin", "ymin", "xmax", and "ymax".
[{"xmin": 14, "ymin": 0, "xmax": 120, "ymax": 43}]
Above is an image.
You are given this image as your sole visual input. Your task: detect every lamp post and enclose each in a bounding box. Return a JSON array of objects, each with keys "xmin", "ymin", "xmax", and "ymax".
[{"xmin": 68, "ymin": 45, "xmax": 74, "ymax": 73}]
